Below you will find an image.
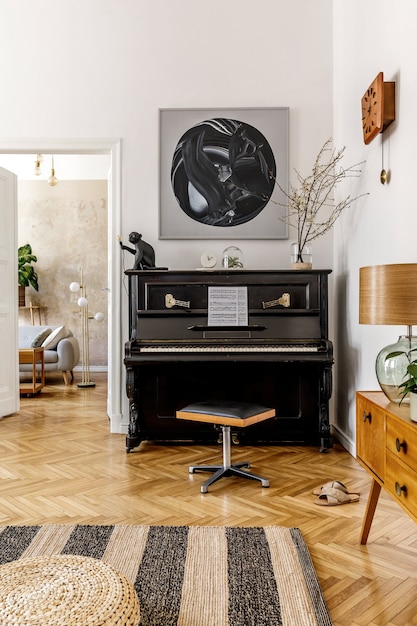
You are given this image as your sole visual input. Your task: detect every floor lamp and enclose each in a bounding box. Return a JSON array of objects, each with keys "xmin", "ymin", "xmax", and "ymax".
[{"xmin": 69, "ymin": 270, "xmax": 104, "ymax": 388}]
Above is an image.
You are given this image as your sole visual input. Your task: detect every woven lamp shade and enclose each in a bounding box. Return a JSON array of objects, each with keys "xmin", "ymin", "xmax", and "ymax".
[{"xmin": 359, "ymin": 264, "xmax": 417, "ymax": 326}]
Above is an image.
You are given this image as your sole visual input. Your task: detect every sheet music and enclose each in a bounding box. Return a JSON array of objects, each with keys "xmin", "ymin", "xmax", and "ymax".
[{"xmin": 208, "ymin": 286, "xmax": 248, "ymax": 326}]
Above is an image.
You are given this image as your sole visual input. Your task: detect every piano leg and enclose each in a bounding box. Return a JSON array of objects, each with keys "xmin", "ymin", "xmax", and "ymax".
[
  {"xmin": 319, "ymin": 436, "xmax": 334, "ymax": 453},
  {"xmin": 319, "ymin": 365, "xmax": 333, "ymax": 452},
  {"xmin": 125, "ymin": 365, "xmax": 142, "ymax": 452}
]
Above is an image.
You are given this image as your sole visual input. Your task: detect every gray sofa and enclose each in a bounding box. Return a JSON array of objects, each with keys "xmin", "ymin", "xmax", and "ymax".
[{"xmin": 18, "ymin": 325, "xmax": 80, "ymax": 385}]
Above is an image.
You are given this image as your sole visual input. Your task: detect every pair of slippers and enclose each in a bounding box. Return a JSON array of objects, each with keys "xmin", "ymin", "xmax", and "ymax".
[{"xmin": 313, "ymin": 480, "xmax": 360, "ymax": 506}]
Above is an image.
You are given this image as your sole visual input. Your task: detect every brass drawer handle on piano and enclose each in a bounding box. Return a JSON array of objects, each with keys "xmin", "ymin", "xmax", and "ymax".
[
  {"xmin": 262, "ymin": 293, "xmax": 290, "ymax": 309},
  {"xmin": 165, "ymin": 294, "xmax": 191, "ymax": 310}
]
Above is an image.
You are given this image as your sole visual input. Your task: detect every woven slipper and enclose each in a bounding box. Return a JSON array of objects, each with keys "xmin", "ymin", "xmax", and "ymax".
[
  {"xmin": 312, "ymin": 480, "xmax": 360, "ymax": 497},
  {"xmin": 314, "ymin": 487, "xmax": 360, "ymax": 506}
]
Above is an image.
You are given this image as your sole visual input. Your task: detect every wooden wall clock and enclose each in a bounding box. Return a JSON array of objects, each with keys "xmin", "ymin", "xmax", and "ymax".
[{"xmin": 361, "ymin": 72, "xmax": 395, "ymax": 144}]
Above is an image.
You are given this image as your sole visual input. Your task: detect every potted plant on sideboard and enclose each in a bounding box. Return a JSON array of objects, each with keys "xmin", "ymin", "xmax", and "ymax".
[
  {"xmin": 386, "ymin": 343, "xmax": 417, "ymax": 421},
  {"xmin": 18, "ymin": 243, "xmax": 39, "ymax": 306},
  {"xmin": 399, "ymin": 360, "xmax": 417, "ymax": 422}
]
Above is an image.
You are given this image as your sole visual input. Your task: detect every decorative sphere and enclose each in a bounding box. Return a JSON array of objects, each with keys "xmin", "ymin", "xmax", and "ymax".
[
  {"xmin": 69, "ymin": 282, "xmax": 80, "ymax": 293},
  {"xmin": 77, "ymin": 297, "xmax": 88, "ymax": 308},
  {"xmin": 94, "ymin": 312, "xmax": 104, "ymax": 322}
]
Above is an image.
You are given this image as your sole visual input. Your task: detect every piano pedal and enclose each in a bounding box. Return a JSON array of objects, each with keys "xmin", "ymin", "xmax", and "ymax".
[{"xmin": 216, "ymin": 431, "xmax": 240, "ymax": 445}]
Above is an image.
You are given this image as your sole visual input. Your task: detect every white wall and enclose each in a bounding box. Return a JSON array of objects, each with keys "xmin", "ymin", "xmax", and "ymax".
[
  {"xmin": 1, "ymin": 0, "xmax": 333, "ymax": 269},
  {"xmin": 333, "ymin": 0, "xmax": 417, "ymax": 450}
]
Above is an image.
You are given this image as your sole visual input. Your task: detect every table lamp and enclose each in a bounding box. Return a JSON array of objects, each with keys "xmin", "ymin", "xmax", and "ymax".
[{"xmin": 359, "ymin": 263, "xmax": 417, "ymax": 403}]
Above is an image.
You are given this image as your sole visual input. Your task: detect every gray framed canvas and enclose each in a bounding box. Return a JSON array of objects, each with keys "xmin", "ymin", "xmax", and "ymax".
[{"xmin": 159, "ymin": 107, "xmax": 289, "ymax": 240}]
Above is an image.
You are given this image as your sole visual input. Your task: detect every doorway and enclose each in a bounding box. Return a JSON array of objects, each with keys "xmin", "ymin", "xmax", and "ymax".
[{"xmin": 0, "ymin": 139, "xmax": 123, "ymax": 434}]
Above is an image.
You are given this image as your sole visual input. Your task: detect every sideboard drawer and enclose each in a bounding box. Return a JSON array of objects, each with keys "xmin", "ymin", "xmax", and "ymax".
[
  {"xmin": 385, "ymin": 451, "xmax": 417, "ymax": 519},
  {"xmin": 386, "ymin": 415, "xmax": 417, "ymax": 471},
  {"xmin": 356, "ymin": 394, "xmax": 386, "ymax": 481}
]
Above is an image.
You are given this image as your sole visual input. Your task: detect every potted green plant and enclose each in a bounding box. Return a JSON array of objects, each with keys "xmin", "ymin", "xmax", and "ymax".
[
  {"xmin": 18, "ymin": 243, "xmax": 39, "ymax": 306},
  {"xmin": 397, "ymin": 355, "xmax": 417, "ymax": 400},
  {"xmin": 385, "ymin": 345, "xmax": 417, "ymax": 419},
  {"xmin": 400, "ymin": 359, "xmax": 417, "ymax": 423}
]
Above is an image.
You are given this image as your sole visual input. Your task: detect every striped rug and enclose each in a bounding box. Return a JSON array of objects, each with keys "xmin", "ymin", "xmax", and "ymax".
[{"xmin": 0, "ymin": 524, "xmax": 332, "ymax": 626}]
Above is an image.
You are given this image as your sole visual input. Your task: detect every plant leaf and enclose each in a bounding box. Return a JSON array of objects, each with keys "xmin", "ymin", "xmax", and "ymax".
[{"xmin": 385, "ymin": 350, "xmax": 406, "ymax": 360}]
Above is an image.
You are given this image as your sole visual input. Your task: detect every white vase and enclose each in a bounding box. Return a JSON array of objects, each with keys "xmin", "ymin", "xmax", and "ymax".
[
  {"xmin": 410, "ymin": 390, "xmax": 417, "ymax": 422},
  {"xmin": 291, "ymin": 242, "xmax": 312, "ymax": 270}
]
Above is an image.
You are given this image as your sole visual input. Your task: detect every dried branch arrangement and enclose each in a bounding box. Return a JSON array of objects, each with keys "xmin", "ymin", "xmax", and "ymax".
[{"xmin": 272, "ymin": 138, "xmax": 367, "ymax": 262}]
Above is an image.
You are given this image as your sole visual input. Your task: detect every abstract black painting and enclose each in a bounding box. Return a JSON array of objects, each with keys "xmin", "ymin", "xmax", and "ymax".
[
  {"xmin": 171, "ymin": 118, "xmax": 276, "ymax": 227},
  {"xmin": 159, "ymin": 108, "xmax": 289, "ymax": 239}
]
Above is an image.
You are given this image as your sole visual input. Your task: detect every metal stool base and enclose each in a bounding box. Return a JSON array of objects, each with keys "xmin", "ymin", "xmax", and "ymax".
[{"xmin": 189, "ymin": 425, "xmax": 269, "ymax": 493}]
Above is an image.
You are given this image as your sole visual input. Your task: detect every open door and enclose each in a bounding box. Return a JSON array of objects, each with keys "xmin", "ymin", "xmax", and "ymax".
[
  {"xmin": 0, "ymin": 167, "xmax": 18, "ymax": 417},
  {"xmin": 0, "ymin": 140, "xmax": 123, "ymax": 431}
]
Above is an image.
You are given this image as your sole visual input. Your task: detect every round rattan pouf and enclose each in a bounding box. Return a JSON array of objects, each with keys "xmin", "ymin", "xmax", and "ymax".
[{"xmin": 0, "ymin": 554, "xmax": 140, "ymax": 625}]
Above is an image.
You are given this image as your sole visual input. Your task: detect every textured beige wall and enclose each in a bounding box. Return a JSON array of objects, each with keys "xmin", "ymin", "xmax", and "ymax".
[{"xmin": 18, "ymin": 180, "xmax": 108, "ymax": 367}]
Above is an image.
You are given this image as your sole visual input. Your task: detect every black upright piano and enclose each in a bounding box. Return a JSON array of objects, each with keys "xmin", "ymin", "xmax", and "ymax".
[{"xmin": 123, "ymin": 269, "xmax": 333, "ymax": 452}]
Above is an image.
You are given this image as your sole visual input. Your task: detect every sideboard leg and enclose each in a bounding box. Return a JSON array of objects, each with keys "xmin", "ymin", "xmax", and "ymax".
[{"xmin": 360, "ymin": 479, "xmax": 381, "ymax": 545}]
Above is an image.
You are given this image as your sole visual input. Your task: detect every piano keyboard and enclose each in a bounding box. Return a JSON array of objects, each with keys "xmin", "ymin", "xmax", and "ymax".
[{"xmin": 139, "ymin": 344, "xmax": 319, "ymax": 353}]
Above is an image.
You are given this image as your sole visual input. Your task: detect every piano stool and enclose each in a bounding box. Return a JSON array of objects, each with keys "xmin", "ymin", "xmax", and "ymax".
[{"xmin": 176, "ymin": 401, "xmax": 276, "ymax": 493}]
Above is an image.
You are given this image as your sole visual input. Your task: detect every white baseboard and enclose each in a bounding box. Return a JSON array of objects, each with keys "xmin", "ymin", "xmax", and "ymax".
[{"xmin": 332, "ymin": 424, "xmax": 356, "ymax": 457}]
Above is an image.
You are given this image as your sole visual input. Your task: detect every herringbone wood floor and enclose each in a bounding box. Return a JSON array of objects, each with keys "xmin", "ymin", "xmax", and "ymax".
[{"xmin": 3, "ymin": 373, "xmax": 417, "ymax": 625}]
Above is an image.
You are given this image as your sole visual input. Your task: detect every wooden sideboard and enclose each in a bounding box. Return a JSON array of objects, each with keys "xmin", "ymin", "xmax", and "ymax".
[{"xmin": 356, "ymin": 391, "xmax": 417, "ymax": 544}]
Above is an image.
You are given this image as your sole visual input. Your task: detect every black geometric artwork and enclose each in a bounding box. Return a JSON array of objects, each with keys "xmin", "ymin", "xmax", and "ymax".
[{"xmin": 171, "ymin": 118, "xmax": 276, "ymax": 228}]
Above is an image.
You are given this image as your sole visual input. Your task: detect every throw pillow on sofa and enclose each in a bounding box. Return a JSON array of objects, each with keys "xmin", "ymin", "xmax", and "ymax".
[
  {"xmin": 41, "ymin": 325, "xmax": 70, "ymax": 350},
  {"xmin": 30, "ymin": 328, "xmax": 52, "ymax": 348}
]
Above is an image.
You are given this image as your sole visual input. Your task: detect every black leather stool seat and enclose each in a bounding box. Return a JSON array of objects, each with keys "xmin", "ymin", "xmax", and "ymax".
[{"xmin": 176, "ymin": 401, "xmax": 275, "ymax": 493}]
